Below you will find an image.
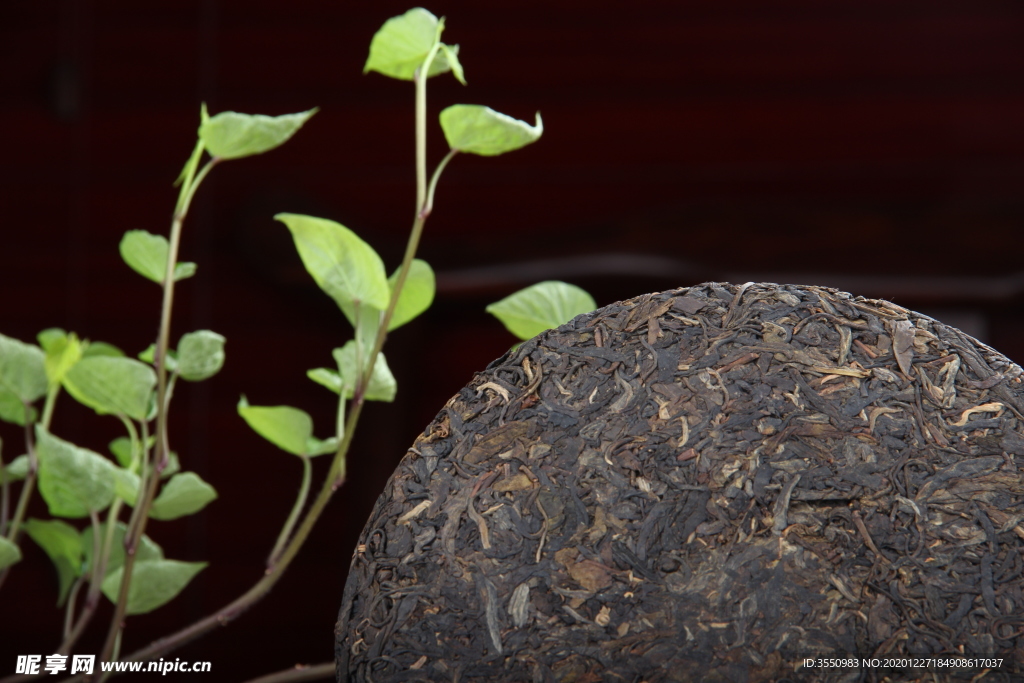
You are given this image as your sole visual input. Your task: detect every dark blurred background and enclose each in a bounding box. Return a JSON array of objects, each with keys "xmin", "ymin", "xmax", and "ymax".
[{"xmin": 2, "ymin": 0, "xmax": 1023, "ymax": 679}]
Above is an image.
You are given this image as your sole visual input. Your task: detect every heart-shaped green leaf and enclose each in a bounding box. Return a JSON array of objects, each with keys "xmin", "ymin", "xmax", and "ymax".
[
  {"xmin": 364, "ymin": 8, "xmax": 459, "ymax": 81},
  {"xmin": 23, "ymin": 518, "xmax": 82, "ymax": 604},
  {"xmin": 0, "ymin": 385, "xmax": 35, "ymax": 426},
  {"xmin": 440, "ymin": 105, "xmax": 543, "ymax": 156},
  {"xmin": 63, "ymin": 356, "xmax": 156, "ymax": 421},
  {"xmin": 119, "ymin": 230, "xmax": 197, "ymax": 285},
  {"xmin": 150, "ymin": 472, "xmax": 218, "ymax": 521},
  {"xmin": 176, "ymin": 330, "xmax": 225, "ymax": 382},
  {"xmin": 333, "ymin": 342, "xmax": 396, "ymax": 402},
  {"xmin": 199, "ymin": 106, "xmax": 317, "ymax": 160},
  {"xmin": 237, "ymin": 396, "xmax": 332, "ymax": 457},
  {"xmin": 36, "ymin": 428, "xmax": 117, "ymax": 518},
  {"xmin": 0, "ymin": 333, "xmax": 47, "ymax": 404},
  {"xmin": 388, "ymin": 259, "xmax": 435, "ymax": 331},
  {"xmin": 82, "ymin": 521, "xmax": 162, "ymax": 579},
  {"xmin": 101, "ymin": 558, "xmax": 206, "ymax": 615},
  {"xmin": 486, "ymin": 281, "xmax": 596, "ymax": 340},
  {"xmin": 1, "ymin": 454, "xmax": 29, "ymax": 481},
  {"xmin": 276, "ymin": 213, "xmax": 390, "ymax": 314}
]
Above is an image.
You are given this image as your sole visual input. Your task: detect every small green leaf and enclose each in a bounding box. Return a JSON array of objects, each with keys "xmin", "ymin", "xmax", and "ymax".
[
  {"xmin": 176, "ymin": 331, "xmax": 225, "ymax": 382},
  {"xmin": 0, "ymin": 385, "xmax": 35, "ymax": 426},
  {"xmin": 2, "ymin": 454, "xmax": 29, "ymax": 481},
  {"xmin": 108, "ymin": 437, "xmax": 133, "ymax": 468},
  {"xmin": 150, "ymin": 472, "xmax": 217, "ymax": 521},
  {"xmin": 0, "ymin": 536, "xmax": 21, "ymax": 571},
  {"xmin": 440, "ymin": 105, "xmax": 543, "ymax": 156},
  {"xmin": 101, "ymin": 559, "xmax": 206, "ymax": 615},
  {"xmin": 174, "ymin": 262, "xmax": 197, "ymax": 281},
  {"xmin": 333, "ymin": 342, "xmax": 397, "ymax": 402},
  {"xmin": 119, "ymin": 230, "xmax": 169, "ymax": 284},
  {"xmin": 23, "ymin": 518, "xmax": 82, "ymax": 604},
  {"xmin": 138, "ymin": 344, "xmax": 178, "ymax": 373},
  {"xmin": 238, "ymin": 396, "xmax": 317, "ymax": 456},
  {"xmin": 63, "ymin": 356, "xmax": 156, "ymax": 421},
  {"xmin": 364, "ymin": 8, "xmax": 453, "ymax": 81},
  {"xmin": 37, "ymin": 328, "xmax": 67, "ymax": 352},
  {"xmin": 307, "ymin": 368, "xmax": 342, "ymax": 394},
  {"xmin": 41, "ymin": 330, "xmax": 82, "ymax": 387},
  {"xmin": 36, "ymin": 428, "xmax": 117, "ymax": 518},
  {"xmin": 119, "ymin": 232, "xmax": 197, "ymax": 285},
  {"xmin": 0, "ymin": 333, "xmax": 47, "ymax": 404},
  {"xmin": 113, "ymin": 468, "xmax": 140, "ymax": 506},
  {"xmin": 82, "ymin": 341, "xmax": 125, "ymax": 358},
  {"xmin": 199, "ymin": 108, "xmax": 317, "ymax": 160},
  {"xmin": 82, "ymin": 521, "xmax": 162, "ymax": 579},
  {"xmin": 439, "ymin": 43, "xmax": 465, "ymax": 85},
  {"xmin": 161, "ymin": 450, "xmax": 181, "ymax": 479},
  {"xmin": 388, "ymin": 259, "xmax": 435, "ymax": 331},
  {"xmin": 275, "ymin": 213, "xmax": 390, "ymax": 314},
  {"xmin": 486, "ymin": 281, "xmax": 597, "ymax": 340}
]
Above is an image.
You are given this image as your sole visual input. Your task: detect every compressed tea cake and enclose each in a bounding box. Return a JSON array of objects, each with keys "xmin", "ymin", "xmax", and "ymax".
[{"xmin": 336, "ymin": 282, "xmax": 1024, "ymax": 683}]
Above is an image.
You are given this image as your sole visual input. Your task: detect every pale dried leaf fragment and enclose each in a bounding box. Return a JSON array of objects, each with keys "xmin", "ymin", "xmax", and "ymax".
[
  {"xmin": 890, "ymin": 319, "xmax": 916, "ymax": 375},
  {"xmin": 509, "ymin": 582, "xmax": 531, "ymax": 627},
  {"xmin": 595, "ymin": 605, "xmax": 612, "ymax": 626},
  {"xmin": 397, "ymin": 499, "xmax": 432, "ymax": 525},
  {"xmin": 949, "ymin": 402, "xmax": 1004, "ymax": 427}
]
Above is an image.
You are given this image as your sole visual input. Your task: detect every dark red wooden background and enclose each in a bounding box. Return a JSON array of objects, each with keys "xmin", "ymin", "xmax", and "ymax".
[{"xmin": 3, "ymin": 1, "xmax": 1024, "ymax": 679}]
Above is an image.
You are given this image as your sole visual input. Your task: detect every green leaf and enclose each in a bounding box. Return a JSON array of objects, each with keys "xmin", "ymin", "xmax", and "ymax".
[
  {"xmin": 82, "ymin": 341, "xmax": 125, "ymax": 358},
  {"xmin": 364, "ymin": 8, "xmax": 455, "ymax": 81},
  {"xmin": 0, "ymin": 536, "xmax": 21, "ymax": 571},
  {"xmin": 150, "ymin": 472, "xmax": 217, "ymax": 521},
  {"xmin": 440, "ymin": 105, "xmax": 543, "ymax": 156},
  {"xmin": 174, "ymin": 262, "xmax": 198, "ymax": 281},
  {"xmin": 23, "ymin": 518, "xmax": 82, "ymax": 604},
  {"xmin": 388, "ymin": 259, "xmax": 435, "ymax": 331},
  {"xmin": 119, "ymin": 231, "xmax": 196, "ymax": 285},
  {"xmin": 113, "ymin": 468, "xmax": 140, "ymax": 506},
  {"xmin": 0, "ymin": 385, "xmax": 35, "ymax": 426},
  {"xmin": 36, "ymin": 428, "xmax": 116, "ymax": 518},
  {"xmin": 198, "ymin": 108, "xmax": 317, "ymax": 160},
  {"xmin": 333, "ymin": 342, "xmax": 397, "ymax": 402},
  {"xmin": 307, "ymin": 368, "xmax": 342, "ymax": 394},
  {"xmin": 2, "ymin": 454, "xmax": 29, "ymax": 481},
  {"xmin": 238, "ymin": 396, "xmax": 322, "ymax": 457},
  {"xmin": 275, "ymin": 213, "xmax": 390, "ymax": 314},
  {"xmin": 108, "ymin": 437, "xmax": 133, "ymax": 468},
  {"xmin": 439, "ymin": 43, "xmax": 465, "ymax": 85},
  {"xmin": 486, "ymin": 281, "xmax": 597, "ymax": 340},
  {"xmin": 41, "ymin": 330, "xmax": 82, "ymax": 387},
  {"xmin": 37, "ymin": 328, "xmax": 67, "ymax": 353},
  {"xmin": 101, "ymin": 559, "xmax": 206, "ymax": 615},
  {"xmin": 138, "ymin": 344, "xmax": 178, "ymax": 373},
  {"xmin": 63, "ymin": 356, "xmax": 156, "ymax": 421},
  {"xmin": 0, "ymin": 333, "xmax": 47, "ymax": 404},
  {"xmin": 82, "ymin": 521, "xmax": 162, "ymax": 579},
  {"xmin": 176, "ymin": 331, "xmax": 225, "ymax": 382},
  {"xmin": 161, "ymin": 450, "xmax": 181, "ymax": 479}
]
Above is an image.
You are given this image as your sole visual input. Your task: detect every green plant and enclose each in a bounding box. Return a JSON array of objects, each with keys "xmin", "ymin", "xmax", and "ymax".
[{"xmin": 0, "ymin": 8, "xmax": 594, "ymax": 682}]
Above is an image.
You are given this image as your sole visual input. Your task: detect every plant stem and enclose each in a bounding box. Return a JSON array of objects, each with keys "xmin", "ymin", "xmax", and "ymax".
[
  {"xmin": 98, "ymin": 156, "xmax": 218, "ymax": 667},
  {"xmin": 242, "ymin": 663, "xmax": 335, "ymax": 683},
  {"xmin": 63, "ymin": 576, "xmax": 85, "ymax": 639},
  {"xmin": 267, "ymin": 455, "xmax": 311, "ymax": 568},
  {"xmin": 66, "ymin": 42, "xmax": 453, "ymax": 679},
  {"xmin": 4, "ymin": 419, "xmax": 38, "ymax": 545},
  {"xmin": 58, "ymin": 508, "xmax": 107, "ymax": 655}
]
